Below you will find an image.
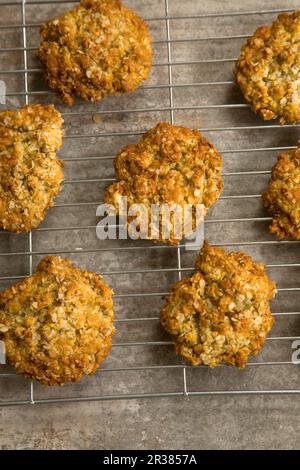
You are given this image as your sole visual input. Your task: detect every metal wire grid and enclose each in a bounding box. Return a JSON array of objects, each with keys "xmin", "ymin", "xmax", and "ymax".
[{"xmin": 0, "ymin": 0, "xmax": 299, "ymax": 406}]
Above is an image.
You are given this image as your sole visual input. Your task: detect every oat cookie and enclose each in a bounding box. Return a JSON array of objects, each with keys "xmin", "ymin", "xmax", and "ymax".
[
  {"xmin": 37, "ymin": 0, "xmax": 153, "ymax": 105},
  {"xmin": 263, "ymin": 146, "xmax": 300, "ymax": 239},
  {"xmin": 104, "ymin": 122, "xmax": 223, "ymax": 245},
  {"xmin": 161, "ymin": 242, "xmax": 276, "ymax": 368},
  {"xmin": 0, "ymin": 104, "xmax": 64, "ymax": 232},
  {"xmin": 235, "ymin": 10, "xmax": 300, "ymax": 124},
  {"xmin": 0, "ymin": 256, "xmax": 115, "ymax": 386}
]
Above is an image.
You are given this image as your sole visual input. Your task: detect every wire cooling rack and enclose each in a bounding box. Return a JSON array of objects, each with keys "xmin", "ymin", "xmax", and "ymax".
[{"xmin": 0, "ymin": 0, "xmax": 300, "ymax": 407}]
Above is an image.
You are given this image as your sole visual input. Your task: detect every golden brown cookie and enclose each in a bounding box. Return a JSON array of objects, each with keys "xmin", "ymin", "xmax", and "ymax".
[
  {"xmin": 0, "ymin": 104, "xmax": 64, "ymax": 233},
  {"xmin": 235, "ymin": 10, "xmax": 300, "ymax": 124},
  {"xmin": 161, "ymin": 242, "xmax": 276, "ymax": 368},
  {"xmin": 263, "ymin": 146, "xmax": 300, "ymax": 239},
  {"xmin": 37, "ymin": 0, "xmax": 153, "ymax": 105},
  {"xmin": 0, "ymin": 256, "xmax": 115, "ymax": 386},
  {"xmin": 104, "ymin": 122, "xmax": 223, "ymax": 245}
]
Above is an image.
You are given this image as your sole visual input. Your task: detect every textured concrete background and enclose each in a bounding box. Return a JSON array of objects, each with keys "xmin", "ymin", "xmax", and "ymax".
[{"xmin": 0, "ymin": 0, "xmax": 300, "ymax": 449}]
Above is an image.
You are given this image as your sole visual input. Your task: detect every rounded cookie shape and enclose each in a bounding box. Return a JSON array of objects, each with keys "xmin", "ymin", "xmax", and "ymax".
[
  {"xmin": 37, "ymin": 0, "xmax": 153, "ymax": 105},
  {"xmin": 235, "ymin": 10, "xmax": 300, "ymax": 124},
  {"xmin": 160, "ymin": 242, "xmax": 276, "ymax": 368},
  {"xmin": 263, "ymin": 146, "xmax": 300, "ymax": 239},
  {"xmin": 0, "ymin": 104, "xmax": 64, "ymax": 232},
  {"xmin": 104, "ymin": 122, "xmax": 223, "ymax": 245},
  {"xmin": 0, "ymin": 256, "xmax": 115, "ymax": 386}
]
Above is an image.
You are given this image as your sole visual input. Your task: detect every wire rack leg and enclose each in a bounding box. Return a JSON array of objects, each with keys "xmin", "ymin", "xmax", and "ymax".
[
  {"xmin": 164, "ymin": 0, "xmax": 189, "ymax": 397},
  {"xmin": 21, "ymin": 0, "xmax": 34, "ymax": 405}
]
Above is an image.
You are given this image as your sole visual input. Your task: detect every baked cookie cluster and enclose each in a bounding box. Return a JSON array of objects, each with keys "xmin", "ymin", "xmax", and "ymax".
[
  {"xmin": 263, "ymin": 146, "xmax": 300, "ymax": 240},
  {"xmin": 37, "ymin": 0, "xmax": 153, "ymax": 105},
  {"xmin": 0, "ymin": 256, "xmax": 115, "ymax": 386},
  {"xmin": 0, "ymin": 104, "xmax": 64, "ymax": 233},
  {"xmin": 235, "ymin": 10, "xmax": 300, "ymax": 124},
  {"xmin": 161, "ymin": 242, "xmax": 276, "ymax": 368},
  {"xmin": 105, "ymin": 122, "xmax": 224, "ymax": 245}
]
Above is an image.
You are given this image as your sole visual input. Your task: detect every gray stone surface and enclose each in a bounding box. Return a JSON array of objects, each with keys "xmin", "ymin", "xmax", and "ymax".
[{"xmin": 0, "ymin": 0, "xmax": 300, "ymax": 450}]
